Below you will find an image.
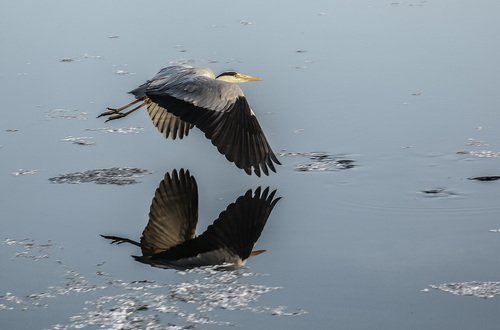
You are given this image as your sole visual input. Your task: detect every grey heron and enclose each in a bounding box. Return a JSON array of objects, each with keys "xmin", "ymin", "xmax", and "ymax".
[
  {"xmin": 98, "ymin": 65, "xmax": 281, "ymax": 176},
  {"xmin": 101, "ymin": 169, "xmax": 280, "ymax": 269}
]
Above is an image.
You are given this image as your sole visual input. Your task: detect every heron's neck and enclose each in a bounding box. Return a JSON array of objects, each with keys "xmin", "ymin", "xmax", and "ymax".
[{"xmin": 216, "ymin": 76, "xmax": 242, "ymax": 83}]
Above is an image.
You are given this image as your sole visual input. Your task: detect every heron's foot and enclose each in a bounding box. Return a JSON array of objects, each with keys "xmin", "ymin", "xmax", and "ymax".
[
  {"xmin": 110, "ymin": 239, "xmax": 126, "ymax": 245},
  {"xmin": 100, "ymin": 235, "xmax": 141, "ymax": 247},
  {"xmin": 101, "ymin": 235, "xmax": 126, "ymax": 245},
  {"xmin": 100, "ymin": 235, "xmax": 130, "ymax": 245},
  {"xmin": 104, "ymin": 112, "xmax": 129, "ymax": 122},
  {"xmin": 97, "ymin": 108, "xmax": 121, "ymax": 118}
]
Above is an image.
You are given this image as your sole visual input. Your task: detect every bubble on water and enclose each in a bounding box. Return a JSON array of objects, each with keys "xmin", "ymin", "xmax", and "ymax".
[
  {"xmin": 1, "ymin": 239, "xmax": 306, "ymax": 329},
  {"xmin": 293, "ymin": 128, "xmax": 305, "ymax": 134},
  {"xmin": 59, "ymin": 53, "xmax": 102, "ymax": 63},
  {"xmin": 2, "ymin": 238, "xmax": 58, "ymax": 261},
  {"xmin": 459, "ymin": 150, "xmax": 500, "ymax": 157},
  {"xmin": 457, "ymin": 134, "xmax": 500, "ymax": 158},
  {"xmin": 46, "ymin": 109, "xmax": 88, "ymax": 120},
  {"xmin": 115, "ymin": 69, "xmax": 134, "ymax": 75},
  {"xmin": 468, "ymin": 176, "xmax": 500, "ymax": 182},
  {"xmin": 60, "ymin": 136, "xmax": 95, "ymax": 146},
  {"xmin": 169, "ymin": 58, "xmax": 195, "ymax": 66},
  {"xmin": 12, "ymin": 169, "xmax": 39, "ymax": 176},
  {"xmin": 279, "ymin": 151, "xmax": 356, "ymax": 172},
  {"xmin": 84, "ymin": 127, "xmax": 145, "ymax": 134},
  {"xmin": 82, "ymin": 53, "xmax": 102, "ymax": 60},
  {"xmin": 48, "ymin": 167, "xmax": 151, "ymax": 185},
  {"xmin": 428, "ymin": 281, "xmax": 500, "ymax": 298},
  {"xmin": 420, "ymin": 188, "xmax": 458, "ymax": 198},
  {"xmin": 466, "ymin": 138, "xmax": 489, "ymax": 147}
]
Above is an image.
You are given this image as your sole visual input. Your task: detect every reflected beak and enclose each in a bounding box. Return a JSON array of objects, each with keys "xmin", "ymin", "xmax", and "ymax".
[
  {"xmin": 239, "ymin": 74, "xmax": 263, "ymax": 82},
  {"xmin": 250, "ymin": 249, "xmax": 267, "ymax": 257}
]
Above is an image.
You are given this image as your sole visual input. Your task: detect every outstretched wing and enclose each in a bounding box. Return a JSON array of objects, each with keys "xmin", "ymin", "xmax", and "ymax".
[
  {"xmin": 144, "ymin": 66, "xmax": 281, "ymax": 176},
  {"xmin": 146, "ymin": 102, "xmax": 193, "ymax": 140},
  {"xmin": 137, "ymin": 187, "xmax": 280, "ymax": 268},
  {"xmin": 129, "ymin": 72, "xmax": 194, "ymax": 140},
  {"xmin": 140, "ymin": 169, "xmax": 198, "ymax": 256}
]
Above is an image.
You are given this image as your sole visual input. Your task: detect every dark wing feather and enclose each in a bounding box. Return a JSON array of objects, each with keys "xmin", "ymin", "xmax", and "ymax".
[
  {"xmin": 146, "ymin": 102, "xmax": 193, "ymax": 140},
  {"xmin": 128, "ymin": 67, "xmax": 194, "ymax": 140},
  {"xmin": 146, "ymin": 187, "xmax": 280, "ymax": 264},
  {"xmin": 140, "ymin": 169, "xmax": 198, "ymax": 256},
  {"xmin": 143, "ymin": 67, "xmax": 281, "ymax": 176}
]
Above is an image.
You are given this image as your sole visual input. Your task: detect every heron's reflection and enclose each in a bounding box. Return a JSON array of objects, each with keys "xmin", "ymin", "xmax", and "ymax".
[{"xmin": 101, "ymin": 169, "xmax": 280, "ymax": 270}]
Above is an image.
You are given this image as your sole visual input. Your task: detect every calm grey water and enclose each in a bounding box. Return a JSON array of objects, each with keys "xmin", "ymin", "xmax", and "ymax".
[{"xmin": 2, "ymin": 0, "xmax": 500, "ymax": 329}]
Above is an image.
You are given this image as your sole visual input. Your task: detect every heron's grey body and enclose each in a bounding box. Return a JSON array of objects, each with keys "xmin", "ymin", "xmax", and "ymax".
[
  {"xmin": 101, "ymin": 169, "xmax": 280, "ymax": 270},
  {"xmin": 103, "ymin": 65, "xmax": 280, "ymax": 176},
  {"xmin": 132, "ymin": 67, "xmax": 243, "ymax": 112}
]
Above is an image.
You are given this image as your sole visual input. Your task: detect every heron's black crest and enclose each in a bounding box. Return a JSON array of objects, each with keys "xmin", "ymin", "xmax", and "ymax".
[{"xmin": 216, "ymin": 71, "xmax": 238, "ymax": 78}]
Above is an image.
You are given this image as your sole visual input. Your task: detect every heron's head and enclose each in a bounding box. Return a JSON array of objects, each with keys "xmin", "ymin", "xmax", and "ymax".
[{"xmin": 216, "ymin": 71, "xmax": 262, "ymax": 83}]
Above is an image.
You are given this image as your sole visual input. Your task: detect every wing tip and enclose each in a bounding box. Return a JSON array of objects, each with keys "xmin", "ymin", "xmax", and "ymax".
[
  {"xmin": 252, "ymin": 186, "xmax": 280, "ymax": 205},
  {"xmin": 246, "ymin": 154, "xmax": 281, "ymax": 176},
  {"xmin": 132, "ymin": 255, "xmax": 152, "ymax": 266}
]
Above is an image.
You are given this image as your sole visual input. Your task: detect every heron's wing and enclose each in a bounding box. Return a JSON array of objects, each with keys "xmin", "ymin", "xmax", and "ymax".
[
  {"xmin": 146, "ymin": 102, "xmax": 194, "ymax": 140},
  {"xmin": 128, "ymin": 68, "xmax": 194, "ymax": 140},
  {"xmin": 147, "ymin": 187, "xmax": 280, "ymax": 263},
  {"xmin": 145, "ymin": 71, "xmax": 281, "ymax": 176},
  {"xmin": 140, "ymin": 169, "xmax": 198, "ymax": 256},
  {"xmin": 129, "ymin": 66, "xmax": 196, "ymax": 100}
]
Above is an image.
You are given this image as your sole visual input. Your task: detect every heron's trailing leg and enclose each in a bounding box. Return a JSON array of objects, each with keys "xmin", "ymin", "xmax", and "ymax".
[
  {"xmin": 97, "ymin": 97, "xmax": 146, "ymax": 118},
  {"xmin": 104, "ymin": 103, "xmax": 145, "ymax": 122},
  {"xmin": 101, "ymin": 234, "xmax": 141, "ymax": 247}
]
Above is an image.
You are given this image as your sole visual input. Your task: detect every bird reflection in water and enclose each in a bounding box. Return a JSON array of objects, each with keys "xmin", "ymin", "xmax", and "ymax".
[{"xmin": 101, "ymin": 169, "xmax": 280, "ymax": 270}]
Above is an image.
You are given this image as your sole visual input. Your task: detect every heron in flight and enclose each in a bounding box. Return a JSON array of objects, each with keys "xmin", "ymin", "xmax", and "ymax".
[
  {"xmin": 98, "ymin": 65, "xmax": 281, "ymax": 176},
  {"xmin": 101, "ymin": 169, "xmax": 280, "ymax": 269}
]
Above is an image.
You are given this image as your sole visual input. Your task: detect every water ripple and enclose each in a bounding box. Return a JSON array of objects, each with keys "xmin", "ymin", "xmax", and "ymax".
[
  {"xmin": 60, "ymin": 136, "xmax": 95, "ymax": 146},
  {"xmin": 84, "ymin": 127, "xmax": 145, "ymax": 134},
  {"xmin": 46, "ymin": 109, "xmax": 88, "ymax": 120},
  {"xmin": 48, "ymin": 167, "xmax": 151, "ymax": 185},
  {"xmin": 1, "ymin": 238, "xmax": 306, "ymax": 329},
  {"xmin": 427, "ymin": 281, "xmax": 500, "ymax": 299},
  {"xmin": 279, "ymin": 151, "xmax": 356, "ymax": 172}
]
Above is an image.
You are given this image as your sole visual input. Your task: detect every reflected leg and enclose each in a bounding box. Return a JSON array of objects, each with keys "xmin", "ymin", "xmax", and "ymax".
[{"xmin": 101, "ymin": 234, "xmax": 141, "ymax": 247}]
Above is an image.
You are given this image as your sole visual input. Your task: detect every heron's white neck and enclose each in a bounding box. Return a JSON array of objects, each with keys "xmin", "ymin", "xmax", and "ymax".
[{"xmin": 193, "ymin": 67, "xmax": 216, "ymax": 79}]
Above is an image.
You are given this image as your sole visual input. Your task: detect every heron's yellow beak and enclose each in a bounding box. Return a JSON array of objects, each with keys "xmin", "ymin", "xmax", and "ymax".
[{"xmin": 236, "ymin": 73, "xmax": 263, "ymax": 82}]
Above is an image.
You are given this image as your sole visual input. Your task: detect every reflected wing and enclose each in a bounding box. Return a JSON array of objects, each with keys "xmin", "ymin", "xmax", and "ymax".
[
  {"xmin": 144, "ymin": 67, "xmax": 281, "ymax": 176},
  {"xmin": 146, "ymin": 102, "xmax": 193, "ymax": 140},
  {"xmin": 140, "ymin": 169, "xmax": 198, "ymax": 256},
  {"xmin": 144, "ymin": 187, "xmax": 280, "ymax": 266}
]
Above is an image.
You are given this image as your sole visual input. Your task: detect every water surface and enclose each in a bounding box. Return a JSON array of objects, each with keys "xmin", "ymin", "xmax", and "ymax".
[{"xmin": 2, "ymin": 1, "xmax": 500, "ymax": 329}]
